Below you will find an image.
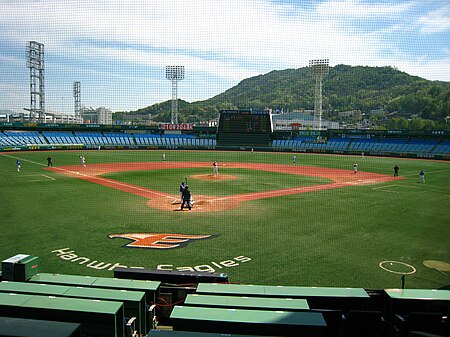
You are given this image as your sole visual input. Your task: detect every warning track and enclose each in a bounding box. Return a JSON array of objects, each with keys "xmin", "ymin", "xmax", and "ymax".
[{"xmin": 47, "ymin": 162, "xmax": 402, "ymax": 212}]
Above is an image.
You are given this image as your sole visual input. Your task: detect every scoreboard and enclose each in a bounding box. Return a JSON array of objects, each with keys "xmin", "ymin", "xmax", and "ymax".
[
  {"xmin": 218, "ymin": 110, "xmax": 272, "ymax": 134},
  {"xmin": 217, "ymin": 109, "xmax": 273, "ymax": 147}
]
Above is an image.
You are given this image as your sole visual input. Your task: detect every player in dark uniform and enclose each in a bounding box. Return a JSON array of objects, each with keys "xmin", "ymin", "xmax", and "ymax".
[
  {"xmin": 179, "ymin": 181, "xmax": 185, "ymax": 203},
  {"xmin": 181, "ymin": 185, "xmax": 192, "ymax": 210},
  {"xmin": 394, "ymin": 165, "xmax": 399, "ymax": 177}
]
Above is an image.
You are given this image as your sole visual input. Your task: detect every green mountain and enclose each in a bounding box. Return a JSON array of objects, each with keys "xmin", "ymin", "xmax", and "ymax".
[{"xmin": 117, "ymin": 64, "xmax": 450, "ymax": 128}]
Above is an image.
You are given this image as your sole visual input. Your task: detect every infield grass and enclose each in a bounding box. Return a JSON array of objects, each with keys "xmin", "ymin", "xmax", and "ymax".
[
  {"xmin": 0, "ymin": 149, "xmax": 449, "ymax": 289},
  {"xmin": 104, "ymin": 168, "xmax": 331, "ymax": 196}
]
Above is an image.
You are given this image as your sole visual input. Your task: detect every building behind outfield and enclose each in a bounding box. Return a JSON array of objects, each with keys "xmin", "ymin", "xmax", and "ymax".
[{"xmin": 272, "ymin": 112, "xmax": 339, "ymax": 130}]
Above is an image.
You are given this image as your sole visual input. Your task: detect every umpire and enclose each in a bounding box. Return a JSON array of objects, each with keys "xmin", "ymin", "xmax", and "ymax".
[{"xmin": 181, "ymin": 185, "xmax": 192, "ymax": 211}]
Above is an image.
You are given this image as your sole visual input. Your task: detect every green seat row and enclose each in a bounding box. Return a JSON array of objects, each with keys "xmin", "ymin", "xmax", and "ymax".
[
  {"xmin": 30, "ymin": 272, "xmax": 160, "ymax": 304},
  {"xmin": 170, "ymin": 305, "xmax": 326, "ymax": 337},
  {"xmin": 196, "ymin": 283, "xmax": 369, "ymax": 298},
  {"xmin": 196, "ymin": 283, "xmax": 370, "ymax": 311},
  {"xmin": 0, "ymin": 316, "xmax": 81, "ymax": 337},
  {"xmin": 182, "ymin": 287, "xmax": 359, "ymax": 336},
  {"xmin": 0, "ymin": 292, "xmax": 124, "ymax": 337},
  {"xmin": 184, "ymin": 293, "xmax": 310, "ymax": 311},
  {"xmin": 0, "ymin": 280, "xmax": 148, "ymax": 335}
]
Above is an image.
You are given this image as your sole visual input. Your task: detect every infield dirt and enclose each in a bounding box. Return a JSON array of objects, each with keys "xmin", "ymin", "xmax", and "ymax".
[{"xmin": 47, "ymin": 162, "xmax": 402, "ymax": 212}]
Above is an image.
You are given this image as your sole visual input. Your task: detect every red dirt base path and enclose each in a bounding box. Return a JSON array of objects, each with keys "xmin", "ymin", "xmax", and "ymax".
[{"xmin": 47, "ymin": 162, "xmax": 403, "ymax": 212}]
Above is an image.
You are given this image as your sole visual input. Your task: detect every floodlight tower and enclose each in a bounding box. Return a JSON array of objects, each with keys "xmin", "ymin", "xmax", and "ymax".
[
  {"xmin": 73, "ymin": 81, "xmax": 82, "ymax": 123},
  {"xmin": 27, "ymin": 41, "xmax": 45, "ymax": 122},
  {"xmin": 309, "ymin": 59, "xmax": 329, "ymax": 130},
  {"xmin": 165, "ymin": 65, "xmax": 185, "ymax": 124}
]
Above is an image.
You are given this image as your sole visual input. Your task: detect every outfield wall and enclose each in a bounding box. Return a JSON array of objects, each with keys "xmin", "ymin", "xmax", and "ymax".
[{"xmin": 1, "ymin": 142, "xmax": 450, "ymax": 161}]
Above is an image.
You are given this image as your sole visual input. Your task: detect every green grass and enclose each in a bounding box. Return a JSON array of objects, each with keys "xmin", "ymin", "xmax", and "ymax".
[
  {"xmin": 1, "ymin": 149, "xmax": 449, "ymax": 289},
  {"xmin": 104, "ymin": 168, "xmax": 330, "ymax": 196}
]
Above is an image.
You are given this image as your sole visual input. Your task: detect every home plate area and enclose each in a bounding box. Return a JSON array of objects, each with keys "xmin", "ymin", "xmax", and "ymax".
[{"xmin": 149, "ymin": 195, "xmax": 240, "ymax": 212}]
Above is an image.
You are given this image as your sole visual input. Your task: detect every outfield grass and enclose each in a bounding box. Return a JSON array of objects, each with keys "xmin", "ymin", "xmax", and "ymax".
[{"xmin": 0, "ymin": 149, "xmax": 449, "ymax": 289}]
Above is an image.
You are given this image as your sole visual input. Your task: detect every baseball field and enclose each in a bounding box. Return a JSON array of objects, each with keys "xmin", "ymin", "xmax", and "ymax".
[{"xmin": 1, "ymin": 149, "xmax": 449, "ymax": 290}]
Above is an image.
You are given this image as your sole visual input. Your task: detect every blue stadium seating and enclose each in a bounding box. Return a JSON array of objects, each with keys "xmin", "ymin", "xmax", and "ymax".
[
  {"xmin": 1, "ymin": 131, "xmax": 46, "ymax": 146},
  {"xmin": 1, "ymin": 128, "xmax": 448, "ymax": 157}
]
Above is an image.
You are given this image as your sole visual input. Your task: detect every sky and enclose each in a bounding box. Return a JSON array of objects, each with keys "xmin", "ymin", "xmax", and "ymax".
[{"xmin": 0, "ymin": 0, "xmax": 449, "ymax": 114}]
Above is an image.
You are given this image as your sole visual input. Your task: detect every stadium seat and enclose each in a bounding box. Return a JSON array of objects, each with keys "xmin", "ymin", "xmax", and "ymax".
[
  {"xmin": 312, "ymin": 309, "xmax": 344, "ymax": 337},
  {"xmin": 394, "ymin": 312, "xmax": 444, "ymax": 337},
  {"xmin": 343, "ymin": 310, "xmax": 384, "ymax": 337}
]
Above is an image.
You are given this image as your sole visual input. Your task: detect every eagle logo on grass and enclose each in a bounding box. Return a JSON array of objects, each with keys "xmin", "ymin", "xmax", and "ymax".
[{"xmin": 109, "ymin": 233, "xmax": 213, "ymax": 249}]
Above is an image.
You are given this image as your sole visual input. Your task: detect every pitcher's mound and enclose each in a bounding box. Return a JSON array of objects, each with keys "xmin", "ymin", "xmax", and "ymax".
[{"xmin": 191, "ymin": 174, "xmax": 237, "ymax": 181}]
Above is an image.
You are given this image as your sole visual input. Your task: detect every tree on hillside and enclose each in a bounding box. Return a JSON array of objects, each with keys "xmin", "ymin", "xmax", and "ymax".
[{"xmin": 117, "ymin": 65, "xmax": 450, "ymax": 129}]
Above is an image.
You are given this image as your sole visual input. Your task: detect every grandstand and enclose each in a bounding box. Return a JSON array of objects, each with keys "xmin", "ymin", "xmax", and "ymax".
[
  {"xmin": 0, "ymin": 130, "xmax": 46, "ymax": 146},
  {"xmin": 1, "ymin": 128, "xmax": 218, "ymax": 150},
  {"xmin": 1, "ymin": 123, "xmax": 449, "ymax": 159},
  {"xmin": 271, "ymin": 137, "xmax": 449, "ymax": 157}
]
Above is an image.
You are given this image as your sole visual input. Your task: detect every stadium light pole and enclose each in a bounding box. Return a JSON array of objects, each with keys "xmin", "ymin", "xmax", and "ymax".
[
  {"xmin": 27, "ymin": 41, "xmax": 45, "ymax": 122},
  {"xmin": 73, "ymin": 81, "xmax": 82, "ymax": 123},
  {"xmin": 165, "ymin": 65, "xmax": 185, "ymax": 124},
  {"xmin": 309, "ymin": 59, "xmax": 329, "ymax": 130}
]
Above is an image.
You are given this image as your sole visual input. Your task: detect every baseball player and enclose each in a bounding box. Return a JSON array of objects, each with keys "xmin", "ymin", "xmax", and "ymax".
[
  {"xmin": 419, "ymin": 169, "xmax": 425, "ymax": 183},
  {"xmin": 179, "ymin": 181, "xmax": 185, "ymax": 203},
  {"xmin": 181, "ymin": 185, "xmax": 192, "ymax": 210}
]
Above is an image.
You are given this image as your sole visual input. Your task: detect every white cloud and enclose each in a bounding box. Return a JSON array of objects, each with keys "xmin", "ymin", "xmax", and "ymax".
[
  {"xmin": 0, "ymin": 0, "xmax": 387, "ymax": 68},
  {"xmin": 316, "ymin": 0, "xmax": 413, "ymax": 17},
  {"xmin": 0, "ymin": 0, "xmax": 449, "ymax": 112},
  {"xmin": 417, "ymin": 6, "xmax": 450, "ymax": 33}
]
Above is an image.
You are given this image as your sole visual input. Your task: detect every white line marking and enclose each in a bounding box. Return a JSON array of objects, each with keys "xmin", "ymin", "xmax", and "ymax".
[
  {"xmin": 2, "ymin": 154, "xmax": 173, "ymax": 199},
  {"xmin": 373, "ymin": 183, "xmax": 423, "ymax": 191},
  {"xmin": 433, "ymin": 268, "xmax": 448, "ymax": 276},
  {"xmin": 51, "ymin": 167, "xmax": 174, "ymax": 200},
  {"xmin": 395, "ymin": 184, "xmax": 420, "ymax": 189},
  {"xmin": 372, "ymin": 185, "xmax": 395, "ymax": 190},
  {"xmin": 1, "ymin": 154, "xmax": 47, "ymax": 167},
  {"xmin": 402, "ymin": 168, "xmax": 450, "ymax": 177},
  {"xmin": 379, "ymin": 261, "xmax": 416, "ymax": 275},
  {"xmin": 41, "ymin": 174, "xmax": 55, "ymax": 181}
]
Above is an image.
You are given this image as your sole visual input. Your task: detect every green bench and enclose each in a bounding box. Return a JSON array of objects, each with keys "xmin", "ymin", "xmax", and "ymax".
[
  {"xmin": 0, "ymin": 280, "xmax": 148, "ymax": 335},
  {"xmin": 0, "ymin": 292, "xmax": 124, "ymax": 337},
  {"xmin": 170, "ymin": 305, "xmax": 326, "ymax": 336},
  {"xmin": 184, "ymin": 293, "xmax": 309, "ymax": 311},
  {"xmin": 29, "ymin": 273, "xmax": 160, "ymax": 304},
  {"xmin": 384, "ymin": 289, "xmax": 450, "ymax": 337},
  {"xmin": 0, "ymin": 316, "xmax": 81, "ymax": 337},
  {"xmin": 184, "ymin": 292, "xmax": 344, "ymax": 337},
  {"xmin": 196, "ymin": 283, "xmax": 370, "ymax": 311}
]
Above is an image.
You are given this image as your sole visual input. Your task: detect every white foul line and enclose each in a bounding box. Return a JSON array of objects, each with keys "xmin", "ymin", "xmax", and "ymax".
[
  {"xmin": 372, "ymin": 184, "xmax": 395, "ymax": 190},
  {"xmin": 50, "ymin": 166, "xmax": 173, "ymax": 200},
  {"xmin": 1, "ymin": 153, "xmax": 47, "ymax": 167}
]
